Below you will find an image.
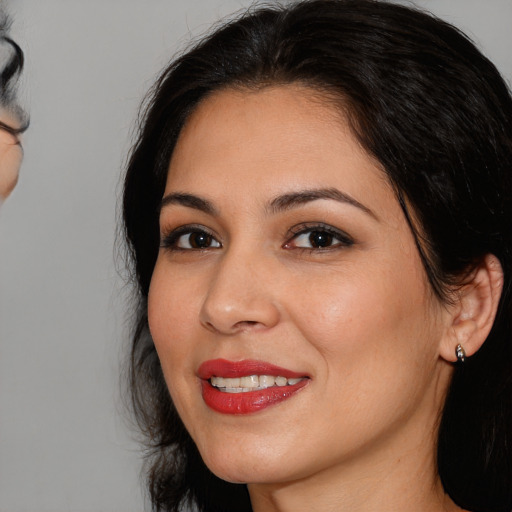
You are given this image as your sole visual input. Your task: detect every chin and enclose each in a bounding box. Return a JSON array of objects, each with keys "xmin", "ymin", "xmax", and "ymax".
[
  {"xmin": 194, "ymin": 429, "xmax": 311, "ymax": 485},
  {"xmin": 203, "ymin": 457, "xmax": 288, "ymax": 485}
]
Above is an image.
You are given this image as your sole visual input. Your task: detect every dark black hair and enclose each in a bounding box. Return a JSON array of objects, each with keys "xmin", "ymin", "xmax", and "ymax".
[
  {"xmin": 0, "ymin": 10, "xmax": 28, "ymax": 135},
  {"xmin": 122, "ymin": 1, "xmax": 512, "ymax": 511}
]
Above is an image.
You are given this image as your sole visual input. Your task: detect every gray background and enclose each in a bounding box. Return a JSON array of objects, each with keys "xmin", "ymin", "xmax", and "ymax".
[{"xmin": 0, "ymin": 1, "xmax": 510, "ymax": 511}]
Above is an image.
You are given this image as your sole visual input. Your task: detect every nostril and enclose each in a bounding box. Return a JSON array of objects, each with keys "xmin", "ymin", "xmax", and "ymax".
[{"xmin": 233, "ymin": 320, "xmax": 265, "ymax": 332}]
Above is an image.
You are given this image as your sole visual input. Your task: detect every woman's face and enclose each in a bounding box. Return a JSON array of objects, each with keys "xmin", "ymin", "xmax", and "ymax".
[
  {"xmin": 148, "ymin": 85, "xmax": 454, "ymax": 486},
  {"xmin": 0, "ymin": 109, "xmax": 23, "ymax": 202}
]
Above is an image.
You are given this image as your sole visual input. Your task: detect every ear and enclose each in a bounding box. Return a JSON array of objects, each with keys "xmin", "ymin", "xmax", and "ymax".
[{"xmin": 439, "ymin": 254, "xmax": 504, "ymax": 363}]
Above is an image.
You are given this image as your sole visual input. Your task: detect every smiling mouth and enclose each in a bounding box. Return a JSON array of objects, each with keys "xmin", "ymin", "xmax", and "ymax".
[
  {"xmin": 210, "ymin": 375, "xmax": 306, "ymax": 393},
  {"xmin": 198, "ymin": 359, "xmax": 310, "ymax": 414}
]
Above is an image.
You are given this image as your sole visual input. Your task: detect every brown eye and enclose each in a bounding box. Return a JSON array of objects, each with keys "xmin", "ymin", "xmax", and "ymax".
[
  {"xmin": 176, "ymin": 231, "xmax": 221, "ymax": 249},
  {"xmin": 284, "ymin": 224, "xmax": 354, "ymax": 251},
  {"xmin": 187, "ymin": 232, "xmax": 215, "ymax": 249},
  {"xmin": 308, "ymin": 231, "xmax": 333, "ymax": 248},
  {"xmin": 161, "ymin": 227, "xmax": 221, "ymax": 250}
]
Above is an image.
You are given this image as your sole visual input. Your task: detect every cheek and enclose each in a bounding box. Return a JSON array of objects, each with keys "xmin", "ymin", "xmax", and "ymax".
[
  {"xmin": 148, "ymin": 281, "xmax": 189, "ymax": 432},
  {"xmin": 148, "ymin": 263, "xmax": 199, "ymax": 361},
  {"xmin": 0, "ymin": 143, "xmax": 22, "ymax": 200},
  {"xmin": 147, "ymin": 261, "xmax": 207, "ymax": 413},
  {"xmin": 282, "ymin": 265, "xmax": 443, "ymax": 455},
  {"xmin": 286, "ymin": 253, "xmax": 440, "ymax": 384}
]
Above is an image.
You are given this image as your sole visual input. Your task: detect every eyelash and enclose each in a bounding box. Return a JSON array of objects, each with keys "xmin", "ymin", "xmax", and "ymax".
[
  {"xmin": 160, "ymin": 225, "xmax": 220, "ymax": 251},
  {"xmin": 160, "ymin": 223, "xmax": 354, "ymax": 252},
  {"xmin": 284, "ymin": 222, "xmax": 354, "ymax": 251}
]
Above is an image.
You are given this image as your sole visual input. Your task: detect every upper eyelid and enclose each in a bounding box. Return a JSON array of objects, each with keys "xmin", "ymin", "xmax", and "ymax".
[
  {"xmin": 161, "ymin": 224, "xmax": 216, "ymax": 236},
  {"xmin": 286, "ymin": 222, "xmax": 353, "ymax": 241},
  {"xmin": 160, "ymin": 224, "xmax": 222, "ymax": 247}
]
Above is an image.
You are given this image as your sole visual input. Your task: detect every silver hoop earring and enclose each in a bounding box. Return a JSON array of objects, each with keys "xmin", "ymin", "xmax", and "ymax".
[{"xmin": 455, "ymin": 344, "xmax": 466, "ymax": 363}]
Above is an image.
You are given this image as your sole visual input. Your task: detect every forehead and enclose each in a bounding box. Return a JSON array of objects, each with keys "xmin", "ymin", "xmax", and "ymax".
[{"xmin": 165, "ymin": 85, "xmax": 393, "ymax": 215}]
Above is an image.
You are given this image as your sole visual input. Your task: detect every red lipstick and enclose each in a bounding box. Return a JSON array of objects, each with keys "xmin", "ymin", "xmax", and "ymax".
[{"xmin": 198, "ymin": 359, "xmax": 309, "ymax": 415}]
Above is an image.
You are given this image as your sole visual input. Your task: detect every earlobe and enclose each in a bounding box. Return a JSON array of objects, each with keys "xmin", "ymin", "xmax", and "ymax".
[{"xmin": 440, "ymin": 254, "xmax": 503, "ymax": 363}]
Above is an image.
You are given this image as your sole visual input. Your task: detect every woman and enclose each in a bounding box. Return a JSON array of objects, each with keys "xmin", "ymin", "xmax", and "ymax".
[
  {"xmin": 122, "ymin": 1, "xmax": 512, "ymax": 511},
  {"xmin": 0, "ymin": 12, "xmax": 27, "ymax": 204}
]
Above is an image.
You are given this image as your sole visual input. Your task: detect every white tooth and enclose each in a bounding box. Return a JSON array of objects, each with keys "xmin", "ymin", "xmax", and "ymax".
[
  {"xmin": 275, "ymin": 376, "xmax": 287, "ymax": 386},
  {"xmin": 240, "ymin": 375, "xmax": 259, "ymax": 388},
  {"xmin": 259, "ymin": 375, "xmax": 276, "ymax": 387},
  {"xmin": 211, "ymin": 376, "xmax": 225, "ymax": 388},
  {"xmin": 212, "ymin": 374, "xmax": 304, "ymax": 392},
  {"xmin": 224, "ymin": 377, "xmax": 241, "ymax": 388}
]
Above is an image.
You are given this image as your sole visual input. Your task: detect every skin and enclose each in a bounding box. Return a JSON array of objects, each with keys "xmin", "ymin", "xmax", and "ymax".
[
  {"xmin": 0, "ymin": 108, "xmax": 23, "ymax": 202},
  {"xmin": 148, "ymin": 85, "xmax": 470, "ymax": 512}
]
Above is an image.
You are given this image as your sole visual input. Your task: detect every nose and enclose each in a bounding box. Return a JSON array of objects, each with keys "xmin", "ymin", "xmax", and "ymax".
[{"xmin": 199, "ymin": 249, "xmax": 281, "ymax": 335}]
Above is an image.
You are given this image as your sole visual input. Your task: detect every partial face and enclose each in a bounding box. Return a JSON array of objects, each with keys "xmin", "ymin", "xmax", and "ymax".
[
  {"xmin": 148, "ymin": 86, "xmax": 452, "ymax": 486},
  {"xmin": 0, "ymin": 109, "xmax": 23, "ymax": 202}
]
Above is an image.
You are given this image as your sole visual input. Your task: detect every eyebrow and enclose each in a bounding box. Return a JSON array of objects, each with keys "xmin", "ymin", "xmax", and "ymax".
[
  {"xmin": 160, "ymin": 192, "xmax": 218, "ymax": 215},
  {"xmin": 160, "ymin": 187, "xmax": 376, "ymax": 219},
  {"xmin": 268, "ymin": 187, "xmax": 377, "ymax": 219}
]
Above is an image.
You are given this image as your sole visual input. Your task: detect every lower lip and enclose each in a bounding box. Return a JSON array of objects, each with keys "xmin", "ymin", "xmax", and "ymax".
[{"xmin": 201, "ymin": 379, "xmax": 308, "ymax": 415}]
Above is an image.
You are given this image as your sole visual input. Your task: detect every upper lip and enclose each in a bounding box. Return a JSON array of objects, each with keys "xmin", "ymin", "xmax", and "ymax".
[{"xmin": 198, "ymin": 359, "xmax": 308, "ymax": 379}]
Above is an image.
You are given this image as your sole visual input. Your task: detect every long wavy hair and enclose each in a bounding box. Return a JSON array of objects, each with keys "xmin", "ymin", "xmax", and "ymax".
[{"xmin": 122, "ymin": 1, "xmax": 512, "ymax": 511}]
